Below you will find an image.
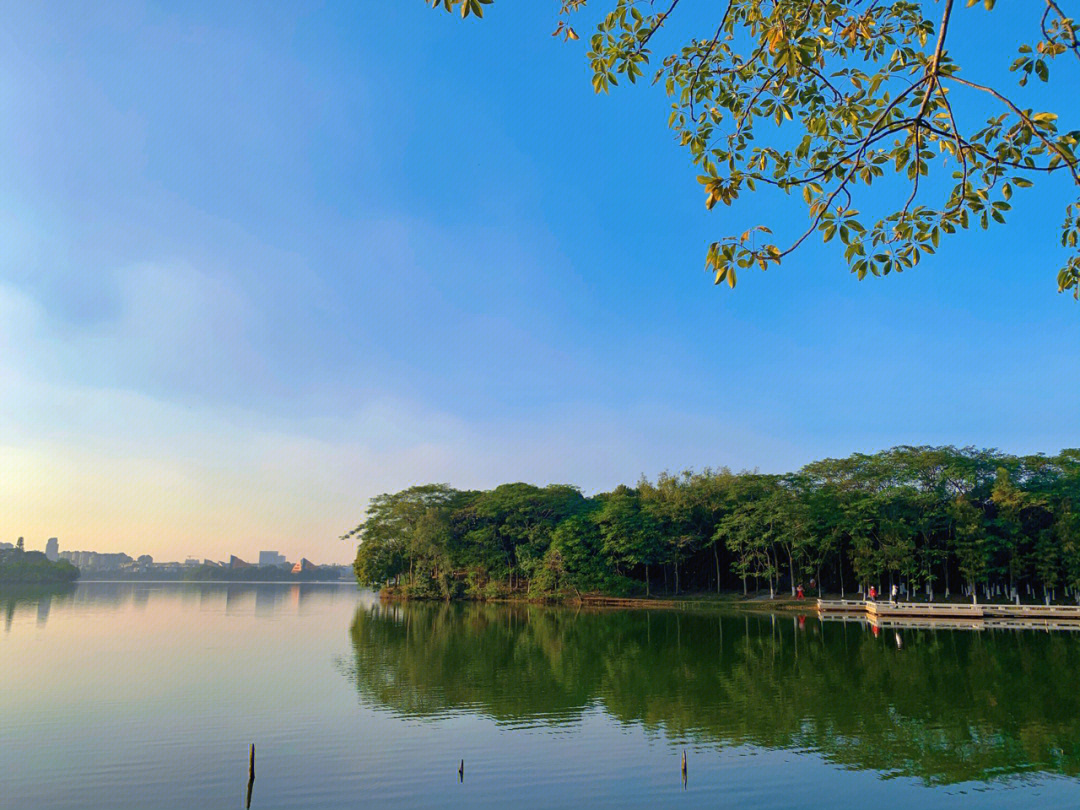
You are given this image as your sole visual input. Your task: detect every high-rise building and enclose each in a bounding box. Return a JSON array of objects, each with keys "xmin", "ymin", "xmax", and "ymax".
[
  {"xmin": 258, "ymin": 551, "xmax": 286, "ymax": 567},
  {"xmin": 45, "ymin": 537, "xmax": 59, "ymax": 561}
]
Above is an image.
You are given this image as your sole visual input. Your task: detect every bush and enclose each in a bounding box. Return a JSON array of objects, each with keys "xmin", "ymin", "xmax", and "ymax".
[
  {"xmin": 437, "ymin": 573, "xmax": 465, "ymax": 600},
  {"xmin": 400, "ymin": 574, "xmax": 439, "ymax": 600},
  {"xmin": 481, "ymin": 580, "xmax": 507, "ymax": 601}
]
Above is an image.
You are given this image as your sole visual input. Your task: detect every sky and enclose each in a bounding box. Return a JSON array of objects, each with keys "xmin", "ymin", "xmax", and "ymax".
[{"xmin": 1, "ymin": 2, "xmax": 1077, "ymax": 564}]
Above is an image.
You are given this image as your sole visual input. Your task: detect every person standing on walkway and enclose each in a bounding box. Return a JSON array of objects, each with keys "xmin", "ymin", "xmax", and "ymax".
[{"xmin": 891, "ymin": 584, "xmax": 898, "ymax": 604}]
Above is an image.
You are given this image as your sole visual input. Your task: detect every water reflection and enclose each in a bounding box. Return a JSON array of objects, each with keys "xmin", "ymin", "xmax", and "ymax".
[
  {"xmin": 0, "ymin": 581, "xmax": 357, "ymax": 629},
  {"xmin": 1, "ymin": 583, "xmax": 76, "ymax": 631},
  {"xmin": 344, "ymin": 601, "xmax": 1080, "ymax": 785}
]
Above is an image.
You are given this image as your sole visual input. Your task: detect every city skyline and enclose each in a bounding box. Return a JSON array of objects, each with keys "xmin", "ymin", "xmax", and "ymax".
[{"xmin": 3, "ymin": 535, "xmax": 339, "ymax": 568}]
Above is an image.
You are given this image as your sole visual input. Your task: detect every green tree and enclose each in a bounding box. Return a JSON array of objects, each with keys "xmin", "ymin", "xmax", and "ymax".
[
  {"xmin": 950, "ymin": 495, "xmax": 988, "ymax": 603},
  {"xmin": 593, "ymin": 485, "xmax": 662, "ymax": 595},
  {"xmin": 344, "ymin": 484, "xmax": 463, "ymax": 588},
  {"xmin": 715, "ymin": 475, "xmax": 783, "ymax": 597},
  {"xmin": 1056, "ymin": 498, "xmax": 1080, "ymax": 601}
]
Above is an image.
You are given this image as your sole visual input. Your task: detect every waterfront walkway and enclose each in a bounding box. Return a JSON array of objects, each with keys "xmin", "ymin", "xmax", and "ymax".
[{"xmin": 817, "ymin": 598, "xmax": 1080, "ymax": 630}]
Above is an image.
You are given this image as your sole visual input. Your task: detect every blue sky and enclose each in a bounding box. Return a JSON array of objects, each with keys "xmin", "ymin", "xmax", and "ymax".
[{"xmin": 1, "ymin": 1, "xmax": 1077, "ymax": 562}]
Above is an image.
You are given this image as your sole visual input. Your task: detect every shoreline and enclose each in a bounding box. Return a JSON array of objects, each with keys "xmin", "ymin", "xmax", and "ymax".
[{"xmin": 377, "ymin": 588, "xmax": 809, "ymax": 612}]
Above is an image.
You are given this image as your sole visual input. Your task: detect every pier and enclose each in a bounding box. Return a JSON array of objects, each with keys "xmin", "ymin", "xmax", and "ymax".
[{"xmin": 817, "ymin": 598, "xmax": 1080, "ymax": 630}]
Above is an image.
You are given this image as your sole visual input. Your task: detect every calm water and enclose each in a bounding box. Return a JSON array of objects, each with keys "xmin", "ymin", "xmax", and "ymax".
[{"xmin": 3, "ymin": 583, "xmax": 1080, "ymax": 809}]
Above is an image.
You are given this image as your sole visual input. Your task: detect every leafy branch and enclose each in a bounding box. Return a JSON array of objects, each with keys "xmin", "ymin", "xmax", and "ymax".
[{"xmin": 429, "ymin": 0, "xmax": 1080, "ymax": 297}]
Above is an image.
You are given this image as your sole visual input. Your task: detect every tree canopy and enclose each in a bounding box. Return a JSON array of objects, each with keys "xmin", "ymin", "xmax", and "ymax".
[
  {"xmin": 429, "ymin": 0, "xmax": 1080, "ymax": 296},
  {"xmin": 346, "ymin": 446, "xmax": 1080, "ymax": 604}
]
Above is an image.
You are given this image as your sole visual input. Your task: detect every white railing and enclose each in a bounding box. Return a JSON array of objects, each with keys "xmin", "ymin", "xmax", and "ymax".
[
  {"xmin": 819, "ymin": 599, "xmax": 1080, "ymax": 620},
  {"xmin": 816, "ymin": 598, "xmax": 867, "ymax": 610}
]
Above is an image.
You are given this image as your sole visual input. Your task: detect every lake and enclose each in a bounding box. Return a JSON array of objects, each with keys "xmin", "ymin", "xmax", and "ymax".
[{"xmin": 3, "ymin": 582, "xmax": 1080, "ymax": 809}]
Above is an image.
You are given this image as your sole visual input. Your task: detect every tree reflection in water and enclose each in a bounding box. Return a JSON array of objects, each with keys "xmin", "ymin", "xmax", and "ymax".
[{"xmin": 343, "ymin": 601, "xmax": 1080, "ymax": 785}]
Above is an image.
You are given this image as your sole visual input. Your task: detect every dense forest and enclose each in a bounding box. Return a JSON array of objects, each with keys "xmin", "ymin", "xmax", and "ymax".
[{"xmin": 346, "ymin": 447, "xmax": 1080, "ymax": 604}]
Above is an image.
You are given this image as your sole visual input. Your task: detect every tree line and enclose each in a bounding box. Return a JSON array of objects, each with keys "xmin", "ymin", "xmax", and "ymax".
[{"xmin": 346, "ymin": 446, "xmax": 1080, "ymax": 603}]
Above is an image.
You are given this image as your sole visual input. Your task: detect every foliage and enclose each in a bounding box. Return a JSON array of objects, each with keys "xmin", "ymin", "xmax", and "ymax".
[
  {"xmin": 430, "ymin": 0, "xmax": 1080, "ymax": 296},
  {"xmin": 0, "ymin": 549, "xmax": 79, "ymax": 584},
  {"xmin": 348, "ymin": 446, "xmax": 1080, "ymax": 602}
]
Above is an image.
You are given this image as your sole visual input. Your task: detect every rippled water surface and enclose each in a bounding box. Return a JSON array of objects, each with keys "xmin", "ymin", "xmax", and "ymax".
[{"xmin": 4, "ymin": 582, "xmax": 1080, "ymax": 809}]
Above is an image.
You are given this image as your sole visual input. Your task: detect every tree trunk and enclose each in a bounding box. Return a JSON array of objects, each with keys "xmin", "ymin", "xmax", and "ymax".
[
  {"xmin": 645, "ymin": 564, "xmax": 650, "ymax": 597},
  {"xmin": 788, "ymin": 550, "xmax": 796, "ymax": 597},
  {"xmin": 714, "ymin": 545, "xmax": 721, "ymax": 594}
]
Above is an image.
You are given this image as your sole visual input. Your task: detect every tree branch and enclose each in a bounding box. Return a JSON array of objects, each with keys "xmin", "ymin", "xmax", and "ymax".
[{"xmin": 946, "ymin": 75, "xmax": 1080, "ymax": 184}]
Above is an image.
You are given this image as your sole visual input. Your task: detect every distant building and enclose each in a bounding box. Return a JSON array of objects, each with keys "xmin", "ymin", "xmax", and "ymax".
[
  {"xmin": 229, "ymin": 555, "xmax": 253, "ymax": 569},
  {"xmin": 184, "ymin": 558, "xmax": 201, "ymax": 567},
  {"xmin": 0, "ymin": 542, "xmax": 13, "ymax": 551},
  {"xmin": 45, "ymin": 537, "xmax": 59, "ymax": 561},
  {"xmin": 258, "ymin": 551, "xmax": 286, "ymax": 567},
  {"xmin": 58, "ymin": 551, "xmax": 132, "ymax": 571},
  {"xmin": 291, "ymin": 558, "xmax": 317, "ymax": 575}
]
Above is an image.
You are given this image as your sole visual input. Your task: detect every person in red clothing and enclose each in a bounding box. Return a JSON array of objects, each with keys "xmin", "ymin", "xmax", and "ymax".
[
  {"xmin": 868, "ymin": 585, "xmax": 877, "ymax": 601},
  {"xmin": 796, "ymin": 584, "xmax": 804, "ymax": 600}
]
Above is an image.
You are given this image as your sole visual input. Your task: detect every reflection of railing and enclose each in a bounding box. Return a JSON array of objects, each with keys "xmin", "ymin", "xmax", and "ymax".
[
  {"xmin": 983, "ymin": 604, "xmax": 1080, "ymax": 617},
  {"xmin": 814, "ymin": 598, "xmax": 867, "ymax": 612},
  {"xmin": 867, "ymin": 601, "xmax": 983, "ymax": 617}
]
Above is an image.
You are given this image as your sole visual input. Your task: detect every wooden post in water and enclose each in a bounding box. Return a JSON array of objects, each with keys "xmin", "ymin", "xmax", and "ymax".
[
  {"xmin": 246, "ymin": 743, "xmax": 255, "ymax": 809},
  {"xmin": 681, "ymin": 750, "xmax": 687, "ymax": 788},
  {"xmin": 458, "ymin": 759, "xmax": 464, "ymax": 782}
]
